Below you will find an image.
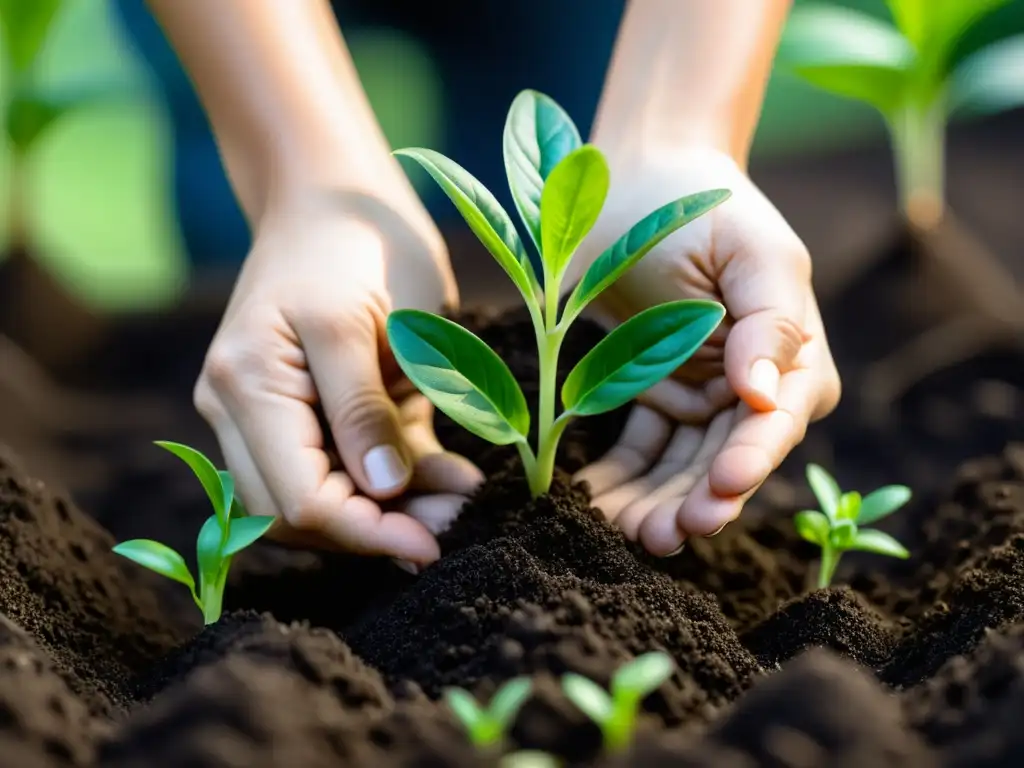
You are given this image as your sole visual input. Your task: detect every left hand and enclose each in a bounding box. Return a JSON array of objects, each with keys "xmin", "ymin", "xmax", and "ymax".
[{"xmin": 568, "ymin": 146, "xmax": 840, "ymax": 556}]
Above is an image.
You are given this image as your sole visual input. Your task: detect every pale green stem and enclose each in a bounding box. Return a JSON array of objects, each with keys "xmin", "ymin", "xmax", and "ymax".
[
  {"xmin": 199, "ymin": 564, "xmax": 230, "ymax": 625},
  {"xmin": 889, "ymin": 98, "xmax": 946, "ymax": 229},
  {"xmin": 817, "ymin": 546, "xmax": 841, "ymax": 589},
  {"xmin": 604, "ymin": 700, "xmax": 637, "ymax": 753}
]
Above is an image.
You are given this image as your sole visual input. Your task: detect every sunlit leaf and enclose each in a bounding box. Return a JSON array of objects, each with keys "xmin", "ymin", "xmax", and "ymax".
[
  {"xmin": 488, "ymin": 677, "xmax": 533, "ymax": 727},
  {"xmin": 155, "ymin": 441, "xmax": 231, "ymax": 526},
  {"xmin": 794, "ymin": 510, "xmax": 830, "ymax": 546},
  {"xmin": 562, "ymin": 301, "xmax": 725, "ymax": 417},
  {"xmin": 837, "ymin": 490, "xmax": 862, "ymax": 521},
  {"xmin": 538, "ymin": 145, "xmax": 609, "ymax": 278},
  {"xmin": 612, "ymin": 652, "xmax": 674, "ymax": 697},
  {"xmin": 223, "ymin": 515, "xmax": 276, "ymax": 557},
  {"xmin": 850, "ymin": 528, "xmax": 910, "ymax": 559},
  {"xmin": 112, "ymin": 539, "xmax": 195, "ymax": 592},
  {"xmin": 0, "ymin": 0, "xmax": 62, "ymax": 73},
  {"xmin": 444, "ymin": 688, "xmax": 484, "ymax": 730},
  {"xmin": 951, "ymin": 35, "xmax": 1024, "ymax": 116},
  {"xmin": 806, "ymin": 464, "xmax": 841, "ymax": 522},
  {"xmin": 857, "ymin": 484, "xmax": 912, "ymax": 525},
  {"xmin": 563, "ymin": 189, "xmax": 730, "ymax": 325},
  {"xmin": 562, "ymin": 674, "xmax": 613, "ymax": 724},
  {"xmin": 887, "ymin": 0, "xmax": 1012, "ymax": 70},
  {"xmin": 387, "ymin": 310, "xmax": 529, "ymax": 445}
]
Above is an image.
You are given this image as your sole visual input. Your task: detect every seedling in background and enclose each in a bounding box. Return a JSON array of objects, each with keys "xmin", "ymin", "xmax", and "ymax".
[
  {"xmin": 112, "ymin": 442, "xmax": 275, "ymax": 625},
  {"xmin": 499, "ymin": 751, "xmax": 561, "ymax": 767},
  {"xmin": 389, "ymin": 90, "xmax": 728, "ymax": 497},
  {"xmin": 561, "ymin": 651, "xmax": 674, "ymax": 753},
  {"xmin": 778, "ymin": 0, "xmax": 1024, "ymax": 229},
  {"xmin": 796, "ymin": 464, "xmax": 912, "ymax": 589},
  {"xmin": 445, "ymin": 677, "xmax": 533, "ymax": 751}
]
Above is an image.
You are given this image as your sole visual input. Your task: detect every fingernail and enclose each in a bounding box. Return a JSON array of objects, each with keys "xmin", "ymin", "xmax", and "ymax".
[
  {"xmin": 663, "ymin": 542, "xmax": 687, "ymax": 558},
  {"xmin": 364, "ymin": 445, "xmax": 409, "ymax": 493},
  {"xmin": 749, "ymin": 359, "xmax": 780, "ymax": 406},
  {"xmin": 392, "ymin": 558, "xmax": 419, "ymax": 576},
  {"xmin": 707, "ymin": 524, "xmax": 727, "ymax": 537}
]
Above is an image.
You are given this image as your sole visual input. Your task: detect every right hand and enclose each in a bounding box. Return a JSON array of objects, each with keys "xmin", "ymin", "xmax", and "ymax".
[{"xmin": 193, "ymin": 192, "xmax": 483, "ymax": 568}]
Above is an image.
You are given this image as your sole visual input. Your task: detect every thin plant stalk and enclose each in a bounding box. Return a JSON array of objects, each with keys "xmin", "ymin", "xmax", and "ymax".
[
  {"xmin": 817, "ymin": 546, "xmax": 841, "ymax": 589},
  {"xmin": 889, "ymin": 97, "xmax": 947, "ymax": 230}
]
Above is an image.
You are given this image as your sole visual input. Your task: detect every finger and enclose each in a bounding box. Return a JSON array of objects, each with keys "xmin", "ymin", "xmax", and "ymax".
[
  {"xmin": 402, "ymin": 493, "xmax": 471, "ymax": 537},
  {"xmin": 298, "ymin": 306, "xmax": 412, "ymax": 500},
  {"xmin": 628, "ymin": 410, "xmax": 734, "ymax": 545},
  {"xmin": 677, "ymin": 364, "xmax": 819, "ymax": 538},
  {"xmin": 573, "ymin": 405, "xmax": 671, "ymax": 497},
  {"xmin": 639, "ymin": 376, "xmax": 736, "ymax": 424},
  {"xmin": 719, "ymin": 240, "xmax": 812, "ymax": 412},
  {"xmin": 398, "ymin": 393, "xmax": 484, "ymax": 495}
]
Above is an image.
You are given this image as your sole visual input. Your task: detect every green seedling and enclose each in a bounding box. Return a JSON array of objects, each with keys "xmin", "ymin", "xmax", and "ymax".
[
  {"xmin": 499, "ymin": 751, "xmax": 561, "ymax": 768},
  {"xmin": 778, "ymin": 0, "xmax": 1024, "ymax": 228},
  {"xmin": 561, "ymin": 651, "xmax": 674, "ymax": 753},
  {"xmin": 444, "ymin": 677, "xmax": 533, "ymax": 751},
  {"xmin": 389, "ymin": 90, "xmax": 728, "ymax": 497},
  {"xmin": 796, "ymin": 463, "xmax": 912, "ymax": 589},
  {"xmin": 112, "ymin": 442, "xmax": 275, "ymax": 625}
]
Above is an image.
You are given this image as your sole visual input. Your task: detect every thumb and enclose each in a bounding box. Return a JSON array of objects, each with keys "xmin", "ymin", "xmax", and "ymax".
[
  {"xmin": 303, "ymin": 311, "xmax": 412, "ymax": 500},
  {"xmin": 720, "ymin": 241, "xmax": 811, "ymax": 412}
]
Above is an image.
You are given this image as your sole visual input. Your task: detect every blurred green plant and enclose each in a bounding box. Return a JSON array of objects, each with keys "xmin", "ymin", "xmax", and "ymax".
[
  {"xmin": 444, "ymin": 677, "xmax": 533, "ymax": 751},
  {"xmin": 777, "ymin": 0, "xmax": 1024, "ymax": 227},
  {"xmin": 796, "ymin": 463, "xmax": 911, "ymax": 588}
]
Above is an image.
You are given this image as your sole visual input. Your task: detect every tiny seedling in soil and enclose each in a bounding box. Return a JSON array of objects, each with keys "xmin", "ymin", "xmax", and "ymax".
[
  {"xmin": 444, "ymin": 676, "xmax": 532, "ymax": 751},
  {"xmin": 388, "ymin": 90, "xmax": 729, "ymax": 498},
  {"xmin": 112, "ymin": 442, "xmax": 275, "ymax": 624},
  {"xmin": 561, "ymin": 651, "xmax": 674, "ymax": 753},
  {"xmin": 778, "ymin": 0, "xmax": 1024, "ymax": 228},
  {"xmin": 796, "ymin": 463, "xmax": 912, "ymax": 589}
]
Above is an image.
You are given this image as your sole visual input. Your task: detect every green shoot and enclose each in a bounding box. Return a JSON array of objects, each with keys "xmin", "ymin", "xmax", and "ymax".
[
  {"xmin": 389, "ymin": 90, "xmax": 728, "ymax": 498},
  {"xmin": 499, "ymin": 751, "xmax": 561, "ymax": 767},
  {"xmin": 777, "ymin": 0, "xmax": 1024, "ymax": 229},
  {"xmin": 444, "ymin": 677, "xmax": 532, "ymax": 751},
  {"xmin": 112, "ymin": 442, "xmax": 276, "ymax": 624},
  {"xmin": 561, "ymin": 651, "xmax": 674, "ymax": 753},
  {"xmin": 797, "ymin": 463, "xmax": 912, "ymax": 589}
]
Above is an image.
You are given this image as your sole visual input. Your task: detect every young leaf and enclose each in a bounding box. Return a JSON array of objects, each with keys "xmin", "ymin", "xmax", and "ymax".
[
  {"xmin": 220, "ymin": 471, "xmax": 248, "ymax": 519},
  {"xmin": 562, "ymin": 301, "xmax": 725, "ymax": 417},
  {"xmin": 829, "ymin": 518, "xmax": 857, "ymax": 549},
  {"xmin": 387, "ymin": 310, "xmax": 530, "ymax": 445},
  {"xmin": 444, "ymin": 688, "xmax": 484, "ymax": 731},
  {"xmin": 538, "ymin": 146, "xmax": 609, "ymax": 278},
  {"xmin": 612, "ymin": 652, "xmax": 674, "ymax": 697},
  {"xmin": 0, "ymin": 0, "xmax": 61, "ymax": 73},
  {"xmin": 155, "ymin": 441, "xmax": 231, "ymax": 526},
  {"xmin": 887, "ymin": 0, "xmax": 1011, "ymax": 67},
  {"xmin": 857, "ymin": 485, "xmax": 912, "ymax": 525},
  {"xmin": 562, "ymin": 189, "xmax": 730, "ymax": 325},
  {"xmin": 806, "ymin": 464, "xmax": 841, "ymax": 522},
  {"xmin": 836, "ymin": 491, "xmax": 862, "ymax": 521},
  {"xmin": 562, "ymin": 674, "xmax": 613, "ymax": 724},
  {"xmin": 222, "ymin": 516, "xmax": 277, "ymax": 557},
  {"xmin": 112, "ymin": 540, "xmax": 196, "ymax": 592},
  {"xmin": 503, "ymin": 89, "xmax": 582, "ymax": 254},
  {"xmin": 951, "ymin": 35, "xmax": 1024, "ymax": 117},
  {"xmin": 779, "ymin": 5, "xmax": 914, "ymax": 114},
  {"xmin": 489, "ymin": 677, "xmax": 533, "ymax": 727},
  {"xmin": 394, "ymin": 148, "xmax": 538, "ymax": 302},
  {"xmin": 195, "ymin": 514, "xmax": 225, "ymax": 588},
  {"xmin": 850, "ymin": 528, "xmax": 910, "ymax": 559},
  {"xmin": 794, "ymin": 510, "xmax": 830, "ymax": 546}
]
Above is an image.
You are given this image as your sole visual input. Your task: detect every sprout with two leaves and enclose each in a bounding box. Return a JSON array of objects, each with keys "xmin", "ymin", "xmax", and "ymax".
[
  {"xmin": 561, "ymin": 651, "xmax": 674, "ymax": 753},
  {"xmin": 388, "ymin": 90, "xmax": 728, "ymax": 498},
  {"xmin": 112, "ymin": 442, "xmax": 276, "ymax": 624},
  {"xmin": 444, "ymin": 677, "xmax": 533, "ymax": 752},
  {"xmin": 796, "ymin": 463, "xmax": 912, "ymax": 589}
]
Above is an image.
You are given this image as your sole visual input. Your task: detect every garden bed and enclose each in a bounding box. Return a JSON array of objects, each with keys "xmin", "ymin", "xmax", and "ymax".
[{"xmin": 3, "ymin": 303, "xmax": 1024, "ymax": 767}]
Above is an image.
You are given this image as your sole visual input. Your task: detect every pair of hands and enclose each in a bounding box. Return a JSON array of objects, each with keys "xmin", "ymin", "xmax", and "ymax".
[{"xmin": 194, "ymin": 148, "xmax": 840, "ymax": 569}]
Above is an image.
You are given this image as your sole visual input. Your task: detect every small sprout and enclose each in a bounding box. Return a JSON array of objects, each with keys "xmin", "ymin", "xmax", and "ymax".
[
  {"xmin": 444, "ymin": 676, "xmax": 533, "ymax": 750},
  {"xmin": 797, "ymin": 463, "xmax": 912, "ymax": 589},
  {"xmin": 499, "ymin": 751, "xmax": 561, "ymax": 768},
  {"xmin": 389, "ymin": 90, "xmax": 728, "ymax": 498},
  {"xmin": 561, "ymin": 651, "xmax": 674, "ymax": 753},
  {"xmin": 112, "ymin": 442, "xmax": 275, "ymax": 624}
]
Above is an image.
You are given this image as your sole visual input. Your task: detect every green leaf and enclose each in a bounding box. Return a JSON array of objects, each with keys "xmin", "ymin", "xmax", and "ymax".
[
  {"xmin": 779, "ymin": 5, "xmax": 914, "ymax": 114},
  {"xmin": 794, "ymin": 510, "xmax": 830, "ymax": 546},
  {"xmin": 837, "ymin": 491, "xmax": 862, "ymax": 521},
  {"xmin": 222, "ymin": 516, "xmax": 276, "ymax": 557},
  {"xmin": 806, "ymin": 464, "xmax": 841, "ymax": 522},
  {"xmin": 155, "ymin": 441, "xmax": 231, "ymax": 527},
  {"xmin": 195, "ymin": 514, "xmax": 225, "ymax": 588},
  {"xmin": 850, "ymin": 528, "xmax": 910, "ymax": 559},
  {"xmin": 888, "ymin": 0, "xmax": 1011, "ymax": 67},
  {"xmin": 0, "ymin": 0, "xmax": 61, "ymax": 73},
  {"xmin": 6, "ymin": 80, "xmax": 140, "ymax": 152},
  {"xmin": 538, "ymin": 145, "xmax": 609, "ymax": 278},
  {"xmin": 562, "ymin": 301, "xmax": 724, "ymax": 417},
  {"xmin": 394, "ymin": 148, "xmax": 538, "ymax": 302},
  {"xmin": 857, "ymin": 485, "xmax": 912, "ymax": 525},
  {"xmin": 612, "ymin": 652, "xmax": 674, "ymax": 697},
  {"xmin": 563, "ymin": 189, "xmax": 730, "ymax": 325},
  {"xmin": 488, "ymin": 677, "xmax": 533, "ymax": 727},
  {"xmin": 219, "ymin": 471, "xmax": 248, "ymax": 519},
  {"xmin": 112, "ymin": 539, "xmax": 195, "ymax": 592},
  {"xmin": 444, "ymin": 688, "xmax": 484, "ymax": 731},
  {"xmin": 951, "ymin": 35, "xmax": 1024, "ymax": 116},
  {"xmin": 387, "ymin": 310, "xmax": 529, "ymax": 445},
  {"xmin": 829, "ymin": 518, "xmax": 858, "ymax": 549},
  {"xmin": 503, "ymin": 89, "xmax": 582, "ymax": 257},
  {"xmin": 562, "ymin": 674, "xmax": 613, "ymax": 724}
]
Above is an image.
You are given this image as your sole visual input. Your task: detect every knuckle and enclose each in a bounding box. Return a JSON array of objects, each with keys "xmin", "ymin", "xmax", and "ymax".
[
  {"xmin": 328, "ymin": 388, "xmax": 394, "ymax": 436},
  {"xmin": 301, "ymin": 288, "xmax": 390, "ymax": 345},
  {"xmin": 281, "ymin": 494, "xmax": 325, "ymax": 532},
  {"xmin": 201, "ymin": 340, "xmax": 269, "ymax": 398},
  {"xmin": 192, "ymin": 378, "xmax": 225, "ymax": 423}
]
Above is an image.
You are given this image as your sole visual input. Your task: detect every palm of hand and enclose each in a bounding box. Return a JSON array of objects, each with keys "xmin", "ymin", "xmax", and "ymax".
[{"xmin": 568, "ymin": 149, "xmax": 840, "ymax": 555}]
